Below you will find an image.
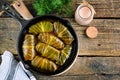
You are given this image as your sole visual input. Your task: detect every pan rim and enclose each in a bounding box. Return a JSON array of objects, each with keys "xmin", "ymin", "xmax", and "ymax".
[{"xmin": 17, "ymin": 15, "xmax": 78, "ymax": 75}]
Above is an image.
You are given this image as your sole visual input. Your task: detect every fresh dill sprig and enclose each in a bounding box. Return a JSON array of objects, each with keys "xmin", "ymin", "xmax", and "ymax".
[{"xmin": 33, "ymin": 0, "xmax": 73, "ymax": 16}]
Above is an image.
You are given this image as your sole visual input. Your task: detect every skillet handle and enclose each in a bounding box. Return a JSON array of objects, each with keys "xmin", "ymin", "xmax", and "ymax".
[
  {"xmin": 12, "ymin": 0, "xmax": 33, "ymax": 20},
  {"xmin": 2, "ymin": 2, "xmax": 28, "ymax": 29}
]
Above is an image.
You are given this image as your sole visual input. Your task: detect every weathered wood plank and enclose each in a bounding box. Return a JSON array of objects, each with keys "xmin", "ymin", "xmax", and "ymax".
[
  {"xmin": 1, "ymin": 55, "xmax": 120, "ymax": 79},
  {"xmin": 65, "ymin": 18, "xmax": 120, "ymax": 56},
  {"xmin": 0, "ymin": 18, "xmax": 19, "ymax": 54},
  {"xmin": 1, "ymin": 56, "xmax": 120, "ymax": 75},
  {"xmin": 1, "ymin": 0, "xmax": 120, "ymax": 18},
  {"xmin": 0, "ymin": 18, "xmax": 120, "ymax": 56},
  {"xmin": 32, "ymin": 74, "xmax": 120, "ymax": 80},
  {"xmin": 30, "ymin": 57, "xmax": 120, "ymax": 80},
  {"xmin": 24, "ymin": 57, "xmax": 120, "ymax": 80},
  {"xmin": 63, "ymin": 57, "xmax": 120, "ymax": 75}
]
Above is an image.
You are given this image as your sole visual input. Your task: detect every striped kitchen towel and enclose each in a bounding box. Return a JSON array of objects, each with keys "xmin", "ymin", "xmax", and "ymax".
[{"xmin": 0, "ymin": 51, "xmax": 36, "ymax": 80}]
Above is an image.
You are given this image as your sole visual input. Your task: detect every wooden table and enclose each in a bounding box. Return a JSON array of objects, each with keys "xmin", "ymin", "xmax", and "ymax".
[{"xmin": 1, "ymin": 0, "xmax": 120, "ymax": 80}]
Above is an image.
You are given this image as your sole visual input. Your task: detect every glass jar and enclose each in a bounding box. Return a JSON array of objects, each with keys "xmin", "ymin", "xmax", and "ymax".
[{"xmin": 75, "ymin": 1, "xmax": 96, "ymax": 25}]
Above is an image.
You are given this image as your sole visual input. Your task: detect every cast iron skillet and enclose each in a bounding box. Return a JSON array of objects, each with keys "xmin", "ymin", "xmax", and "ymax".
[{"xmin": 2, "ymin": 3, "xmax": 78, "ymax": 75}]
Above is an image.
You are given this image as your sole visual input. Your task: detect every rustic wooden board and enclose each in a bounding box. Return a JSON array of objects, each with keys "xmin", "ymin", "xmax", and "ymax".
[
  {"xmin": 1, "ymin": 0, "xmax": 120, "ymax": 18},
  {"xmin": 1, "ymin": 56, "xmax": 120, "ymax": 78},
  {"xmin": 31, "ymin": 57, "xmax": 120, "ymax": 80},
  {"xmin": 0, "ymin": 18, "xmax": 20, "ymax": 54},
  {"xmin": 32, "ymin": 74, "xmax": 120, "ymax": 80},
  {"xmin": 0, "ymin": 0, "xmax": 120, "ymax": 80},
  {"xmin": 66, "ymin": 18, "xmax": 120, "ymax": 56},
  {"xmin": 63, "ymin": 57, "xmax": 120, "ymax": 75},
  {"xmin": 0, "ymin": 18, "xmax": 120, "ymax": 56},
  {"xmin": 23, "ymin": 57, "xmax": 120, "ymax": 76},
  {"xmin": 34, "ymin": 75, "xmax": 120, "ymax": 80}
]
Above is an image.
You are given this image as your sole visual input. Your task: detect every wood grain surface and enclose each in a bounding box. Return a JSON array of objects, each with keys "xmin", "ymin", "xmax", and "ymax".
[
  {"xmin": 31, "ymin": 57, "xmax": 120, "ymax": 80},
  {"xmin": 66, "ymin": 18, "xmax": 120, "ymax": 56},
  {"xmin": 0, "ymin": 0, "xmax": 120, "ymax": 80},
  {"xmin": 0, "ymin": 18, "xmax": 120, "ymax": 56},
  {"xmin": 1, "ymin": 0, "xmax": 120, "ymax": 18},
  {"xmin": 31, "ymin": 74, "xmax": 120, "ymax": 80}
]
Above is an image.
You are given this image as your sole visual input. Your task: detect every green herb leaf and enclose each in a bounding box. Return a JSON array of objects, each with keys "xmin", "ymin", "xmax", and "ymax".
[{"xmin": 33, "ymin": 0, "xmax": 73, "ymax": 16}]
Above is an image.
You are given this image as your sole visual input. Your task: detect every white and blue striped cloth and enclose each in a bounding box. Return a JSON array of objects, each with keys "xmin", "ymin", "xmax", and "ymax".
[{"xmin": 0, "ymin": 51, "xmax": 36, "ymax": 80}]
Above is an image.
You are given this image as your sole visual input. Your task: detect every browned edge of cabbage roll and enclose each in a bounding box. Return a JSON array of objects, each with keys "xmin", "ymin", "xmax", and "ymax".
[
  {"xmin": 22, "ymin": 34, "xmax": 37, "ymax": 61},
  {"xmin": 32, "ymin": 56, "xmax": 57, "ymax": 72}
]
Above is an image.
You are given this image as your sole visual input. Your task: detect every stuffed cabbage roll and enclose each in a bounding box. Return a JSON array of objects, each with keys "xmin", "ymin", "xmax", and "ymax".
[
  {"xmin": 29, "ymin": 21, "xmax": 53, "ymax": 34},
  {"xmin": 22, "ymin": 34, "xmax": 36, "ymax": 61},
  {"xmin": 36, "ymin": 42, "xmax": 60, "ymax": 61},
  {"xmin": 38, "ymin": 33, "xmax": 64, "ymax": 49},
  {"xmin": 32, "ymin": 56, "xmax": 57, "ymax": 72},
  {"xmin": 56, "ymin": 45, "xmax": 72, "ymax": 66},
  {"xmin": 54, "ymin": 22, "xmax": 74, "ymax": 45}
]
